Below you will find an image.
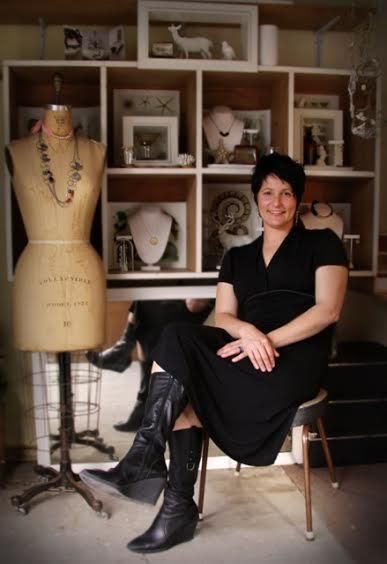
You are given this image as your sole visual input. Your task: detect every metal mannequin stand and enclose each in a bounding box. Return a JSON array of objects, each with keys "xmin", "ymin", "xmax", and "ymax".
[{"xmin": 11, "ymin": 352, "xmax": 109, "ymax": 517}]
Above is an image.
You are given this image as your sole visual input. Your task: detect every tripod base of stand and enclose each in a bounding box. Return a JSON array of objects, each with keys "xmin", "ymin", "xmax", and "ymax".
[
  {"xmin": 50, "ymin": 429, "xmax": 119, "ymax": 461},
  {"xmin": 10, "ymin": 463, "xmax": 110, "ymax": 518}
]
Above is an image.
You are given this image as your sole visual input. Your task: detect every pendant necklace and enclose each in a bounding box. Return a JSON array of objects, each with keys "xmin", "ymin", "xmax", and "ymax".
[
  {"xmin": 139, "ymin": 215, "xmax": 160, "ymax": 246},
  {"xmin": 208, "ymin": 113, "xmax": 235, "ymax": 137},
  {"xmin": 311, "ymin": 200, "xmax": 333, "ymax": 217},
  {"xmin": 37, "ymin": 130, "xmax": 83, "ymax": 207}
]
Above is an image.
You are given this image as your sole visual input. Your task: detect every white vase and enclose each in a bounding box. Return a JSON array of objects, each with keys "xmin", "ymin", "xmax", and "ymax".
[{"xmin": 259, "ymin": 25, "xmax": 278, "ymax": 66}]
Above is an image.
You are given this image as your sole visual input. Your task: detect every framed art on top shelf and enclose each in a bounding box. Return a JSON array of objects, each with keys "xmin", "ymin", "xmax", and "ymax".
[
  {"xmin": 122, "ymin": 116, "xmax": 178, "ymax": 166},
  {"xmin": 138, "ymin": 1, "xmax": 258, "ymax": 71}
]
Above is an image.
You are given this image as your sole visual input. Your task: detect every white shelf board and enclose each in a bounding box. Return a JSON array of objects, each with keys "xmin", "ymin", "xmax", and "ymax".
[
  {"xmin": 201, "ymin": 166, "xmax": 254, "ymax": 176},
  {"xmin": 107, "ymin": 270, "xmax": 218, "ymax": 280},
  {"xmin": 107, "ymin": 285, "xmax": 217, "ymax": 301},
  {"xmin": 349, "ymin": 270, "xmax": 375, "ymax": 278},
  {"xmin": 139, "ymin": 59, "xmax": 258, "ymax": 72},
  {"xmin": 305, "ymin": 169, "xmax": 375, "ymax": 179},
  {"xmin": 107, "ymin": 167, "xmax": 196, "ymax": 176},
  {"xmin": 258, "ymin": 65, "xmax": 351, "ymax": 76}
]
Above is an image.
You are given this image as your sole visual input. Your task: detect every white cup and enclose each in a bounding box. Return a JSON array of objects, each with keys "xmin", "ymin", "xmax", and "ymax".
[{"xmin": 259, "ymin": 25, "xmax": 278, "ymax": 66}]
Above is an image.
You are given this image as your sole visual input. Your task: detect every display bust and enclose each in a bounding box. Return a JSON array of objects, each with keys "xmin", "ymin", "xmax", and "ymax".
[
  {"xmin": 202, "ymin": 105, "xmax": 244, "ymax": 153},
  {"xmin": 6, "ymin": 104, "xmax": 107, "ymax": 352}
]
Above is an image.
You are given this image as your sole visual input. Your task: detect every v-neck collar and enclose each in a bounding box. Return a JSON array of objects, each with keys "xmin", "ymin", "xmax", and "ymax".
[{"xmin": 258, "ymin": 225, "xmax": 297, "ymax": 270}]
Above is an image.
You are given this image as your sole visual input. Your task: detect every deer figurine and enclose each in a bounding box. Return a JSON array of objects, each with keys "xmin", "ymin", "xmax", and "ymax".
[{"xmin": 168, "ymin": 24, "xmax": 213, "ymax": 59}]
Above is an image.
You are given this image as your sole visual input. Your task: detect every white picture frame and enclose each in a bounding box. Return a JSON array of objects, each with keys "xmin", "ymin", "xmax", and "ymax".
[
  {"xmin": 113, "ymin": 89, "xmax": 180, "ymax": 165},
  {"xmin": 293, "ymin": 108, "xmax": 343, "ymax": 166},
  {"xmin": 122, "ymin": 115, "xmax": 178, "ymax": 165},
  {"xmin": 108, "ymin": 202, "xmax": 187, "ymax": 270},
  {"xmin": 294, "ymin": 94, "xmax": 340, "ymax": 110},
  {"xmin": 234, "ymin": 109, "xmax": 271, "ymax": 155}
]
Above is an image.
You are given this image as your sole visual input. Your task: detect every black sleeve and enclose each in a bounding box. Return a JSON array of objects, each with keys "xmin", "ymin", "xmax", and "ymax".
[
  {"xmin": 312, "ymin": 228, "xmax": 349, "ymax": 271},
  {"xmin": 218, "ymin": 249, "xmax": 234, "ymax": 284}
]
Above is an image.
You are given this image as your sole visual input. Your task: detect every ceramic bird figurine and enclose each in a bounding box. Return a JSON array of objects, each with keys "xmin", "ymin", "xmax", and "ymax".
[{"xmin": 221, "ymin": 41, "xmax": 236, "ymax": 60}]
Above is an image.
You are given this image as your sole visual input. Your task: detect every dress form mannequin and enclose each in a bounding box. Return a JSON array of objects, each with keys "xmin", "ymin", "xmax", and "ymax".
[
  {"xmin": 6, "ymin": 105, "xmax": 106, "ymax": 351},
  {"xmin": 128, "ymin": 206, "xmax": 172, "ymax": 271},
  {"xmin": 301, "ymin": 200, "xmax": 344, "ymax": 239},
  {"xmin": 203, "ymin": 106, "xmax": 244, "ymax": 153}
]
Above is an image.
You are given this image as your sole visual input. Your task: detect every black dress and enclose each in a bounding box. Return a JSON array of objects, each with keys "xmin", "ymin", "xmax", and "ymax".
[{"xmin": 153, "ymin": 226, "xmax": 348, "ymax": 466}]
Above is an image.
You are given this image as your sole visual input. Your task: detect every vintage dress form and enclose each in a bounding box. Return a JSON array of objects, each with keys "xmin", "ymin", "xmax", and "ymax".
[
  {"xmin": 153, "ymin": 226, "xmax": 348, "ymax": 466},
  {"xmin": 7, "ymin": 106, "xmax": 106, "ymax": 351}
]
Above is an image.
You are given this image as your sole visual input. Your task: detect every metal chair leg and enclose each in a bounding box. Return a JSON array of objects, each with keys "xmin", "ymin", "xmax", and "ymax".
[
  {"xmin": 316, "ymin": 417, "xmax": 339, "ymax": 488},
  {"xmin": 198, "ymin": 433, "xmax": 209, "ymax": 520},
  {"xmin": 302, "ymin": 424, "xmax": 314, "ymax": 540}
]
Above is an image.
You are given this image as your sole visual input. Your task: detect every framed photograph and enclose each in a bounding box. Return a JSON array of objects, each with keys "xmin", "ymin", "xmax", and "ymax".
[
  {"xmin": 122, "ymin": 115, "xmax": 178, "ymax": 165},
  {"xmin": 113, "ymin": 89, "xmax": 180, "ymax": 165},
  {"xmin": 17, "ymin": 106, "xmax": 100, "ymax": 140},
  {"xmin": 107, "ymin": 202, "xmax": 187, "ymax": 271},
  {"xmin": 64, "ymin": 25, "xmax": 125, "ymax": 61},
  {"xmin": 294, "ymin": 108, "xmax": 343, "ymax": 166}
]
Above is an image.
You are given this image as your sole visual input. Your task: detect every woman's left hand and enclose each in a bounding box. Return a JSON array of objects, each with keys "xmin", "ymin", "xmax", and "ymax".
[{"xmin": 217, "ymin": 333, "xmax": 279, "ymax": 372}]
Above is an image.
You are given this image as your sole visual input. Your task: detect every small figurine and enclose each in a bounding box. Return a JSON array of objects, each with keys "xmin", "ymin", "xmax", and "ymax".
[
  {"xmin": 316, "ymin": 144, "xmax": 327, "ymax": 166},
  {"xmin": 221, "ymin": 41, "xmax": 236, "ymax": 60},
  {"xmin": 168, "ymin": 24, "xmax": 213, "ymax": 59},
  {"xmin": 214, "ymin": 138, "xmax": 230, "ymax": 164}
]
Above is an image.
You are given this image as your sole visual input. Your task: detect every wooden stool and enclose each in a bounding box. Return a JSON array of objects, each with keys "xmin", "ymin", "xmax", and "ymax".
[{"xmin": 197, "ymin": 388, "xmax": 338, "ymax": 540}]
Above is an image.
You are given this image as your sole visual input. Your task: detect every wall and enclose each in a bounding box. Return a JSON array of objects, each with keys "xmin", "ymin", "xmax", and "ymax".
[{"xmin": 0, "ymin": 22, "xmax": 385, "ymax": 456}]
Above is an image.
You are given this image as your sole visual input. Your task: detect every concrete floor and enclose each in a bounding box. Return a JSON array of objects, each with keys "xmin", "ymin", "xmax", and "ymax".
[{"xmin": 1, "ymin": 462, "xmax": 386, "ymax": 564}]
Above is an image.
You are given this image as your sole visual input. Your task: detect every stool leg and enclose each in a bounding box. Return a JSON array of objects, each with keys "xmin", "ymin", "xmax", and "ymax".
[
  {"xmin": 197, "ymin": 433, "xmax": 209, "ymax": 520},
  {"xmin": 316, "ymin": 417, "xmax": 339, "ymax": 489},
  {"xmin": 302, "ymin": 424, "xmax": 314, "ymax": 540}
]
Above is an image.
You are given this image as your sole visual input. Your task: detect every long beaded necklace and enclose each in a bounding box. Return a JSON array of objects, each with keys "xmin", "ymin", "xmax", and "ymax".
[
  {"xmin": 208, "ymin": 113, "xmax": 235, "ymax": 137},
  {"xmin": 37, "ymin": 130, "xmax": 83, "ymax": 207}
]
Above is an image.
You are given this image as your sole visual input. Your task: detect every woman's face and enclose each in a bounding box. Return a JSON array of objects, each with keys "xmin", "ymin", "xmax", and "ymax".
[{"xmin": 257, "ymin": 174, "xmax": 297, "ymax": 231}]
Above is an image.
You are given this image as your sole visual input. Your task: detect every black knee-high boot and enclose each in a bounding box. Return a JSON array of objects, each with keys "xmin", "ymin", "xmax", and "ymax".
[
  {"xmin": 127, "ymin": 427, "xmax": 203, "ymax": 553},
  {"xmin": 114, "ymin": 360, "xmax": 151, "ymax": 432},
  {"xmin": 80, "ymin": 372, "xmax": 188, "ymax": 505},
  {"xmin": 86, "ymin": 320, "xmax": 137, "ymax": 373}
]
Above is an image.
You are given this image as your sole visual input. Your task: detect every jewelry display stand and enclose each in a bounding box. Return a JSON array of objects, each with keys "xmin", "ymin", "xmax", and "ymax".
[{"xmin": 11, "ymin": 352, "xmax": 110, "ymax": 518}]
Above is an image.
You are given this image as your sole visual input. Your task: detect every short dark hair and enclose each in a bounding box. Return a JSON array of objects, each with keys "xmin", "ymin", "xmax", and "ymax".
[{"xmin": 251, "ymin": 153, "xmax": 305, "ymax": 205}]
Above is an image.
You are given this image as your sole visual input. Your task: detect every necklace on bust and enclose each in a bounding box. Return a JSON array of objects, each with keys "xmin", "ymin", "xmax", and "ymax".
[
  {"xmin": 36, "ymin": 130, "xmax": 83, "ymax": 207},
  {"xmin": 208, "ymin": 113, "xmax": 235, "ymax": 137},
  {"xmin": 139, "ymin": 215, "xmax": 160, "ymax": 246},
  {"xmin": 311, "ymin": 200, "xmax": 333, "ymax": 218}
]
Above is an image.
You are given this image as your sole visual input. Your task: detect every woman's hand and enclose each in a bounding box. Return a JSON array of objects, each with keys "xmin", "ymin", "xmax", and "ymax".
[{"xmin": 216, "ymin": 326, "xmax": 279, "ymax": 372}]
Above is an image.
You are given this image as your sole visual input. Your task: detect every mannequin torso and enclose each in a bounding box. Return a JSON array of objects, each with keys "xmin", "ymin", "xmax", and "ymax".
[
  {"xmin": 128, "ymin": 206, "xmax": 172, "ymax": 270},
  {"xmin": 203, "ymin": 106, "xmax": 244, "ymax": 153},
  {"xmin": 7, "ymin": 106, "xmax": 107, "ymax": 352},
  {"xmin": 301, "ymin": 201, "xmax": 344, "ymax": 239}
]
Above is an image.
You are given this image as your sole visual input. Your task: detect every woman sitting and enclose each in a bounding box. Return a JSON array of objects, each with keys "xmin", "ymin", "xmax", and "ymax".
[{"xmin": 80, "ymin": 152, "xmax": 348, "ymax": 553}]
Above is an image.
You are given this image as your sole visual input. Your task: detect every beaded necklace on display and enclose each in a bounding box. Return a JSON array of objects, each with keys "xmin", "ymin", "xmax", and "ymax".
[{"xmin": 37, "ymin": 130, "xmax": 83, "ymax": 207}]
